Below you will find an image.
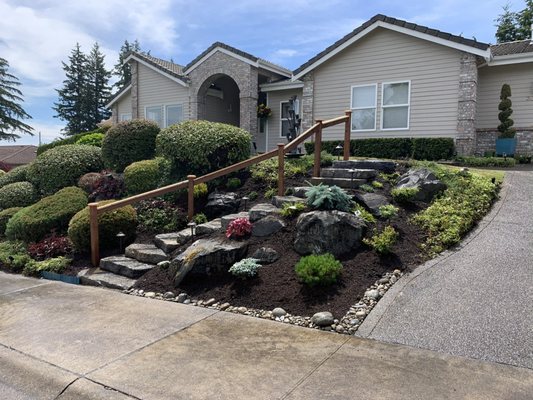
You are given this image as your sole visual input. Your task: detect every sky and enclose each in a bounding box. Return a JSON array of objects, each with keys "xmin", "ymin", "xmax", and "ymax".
[{"xmin": 0, "ymin": 0, "xmax": 522, "ymax": 145}]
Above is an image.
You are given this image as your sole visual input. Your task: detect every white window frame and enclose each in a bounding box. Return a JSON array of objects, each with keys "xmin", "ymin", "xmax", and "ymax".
[
  {"xmin": 380, "ymin": 80, "xmax": 411, "ymax": 131},
  {"xmin": 280, "ymin": 101, "xmax": 290, "ymax": 138},
  {"xmin": 145, "ymin": 105, "xmax": 163, "ymax": 127},
  {"xmin": 120, "ymin": 113, "xmax": 132, "ymax": 122},
  {"xmin": 165, "ymin": 104, "xmax": 184, "ymax": 127},
  {"xmin": 144, "ymin": 104, "xmax": 184, "ymax": 128},
  {"xmin": 350, "ymin": 83, "xmax": 378, "ymax": 132}
]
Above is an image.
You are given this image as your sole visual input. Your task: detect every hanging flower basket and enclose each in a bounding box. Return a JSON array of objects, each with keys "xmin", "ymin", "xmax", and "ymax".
[{"xmin": 257, "ymin": 104, "xmax": 272, "ymax": 119}]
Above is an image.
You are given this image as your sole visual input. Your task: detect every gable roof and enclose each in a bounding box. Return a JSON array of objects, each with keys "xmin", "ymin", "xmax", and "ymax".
[
  {"xmin": 0, "ymin": 145, "xmax": 37, "ymax": 166},
  {"xmin": 133, "ymin": 52, "xmax": 187, "ymax": 78},
  {"xmin": 293, "ymin": 14, "xmax": 491, "ymax": 79},
  {"xmin": 106, "ymin": 84, "xmax": 131, "ymax": 108}
]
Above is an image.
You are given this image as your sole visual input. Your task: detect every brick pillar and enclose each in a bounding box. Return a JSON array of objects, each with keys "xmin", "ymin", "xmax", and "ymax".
[
  {"xmin": 131, "ymin": 61, "xmax": 139, "ymax": 119},
  {"xmin": 455, "ymin": 53, "xmax": 478, "ymax": 156},
  {"xmin": 301, "ymin": 72, "xmax": 314, "ymax": 131},
  {"xmin": 239, "ymin": 67, "xmax": 258, "ymax": 134}
]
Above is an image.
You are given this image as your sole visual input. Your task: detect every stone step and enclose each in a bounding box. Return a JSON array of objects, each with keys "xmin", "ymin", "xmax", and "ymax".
[
  {"xmin": 310, "ymin": 177, "xmax": 366, "ymax": 189},
  {"xmin": 249, "ymin": 203, "xmax": 281, "ymax": 222},
  {"xmin": 332, "ymin": 160, "xmax": 396, "ymax": 173},
  {"xmin": 195, "ymin": 218, "xmax": 222, "ymax": 235},
  {"xmin": 321, "ymin": 168, "xmax": 377, "ymax": 180},
  {"xmin": 78, "ymin": 268, "xmax": 137, "ymax": 290},
  {"xmin": 100, "ymin": 255, "xmax": 155, "ymax": 279},
  {"xmin": 271, "ymin": 195, "xmax": 307, "ymax": 208},
  {"xmin": 125, "ymin": 243, "xmax": 168, "ymax": 264},
  {"xmin": 154, "ymin": 230, "xmax": 191, "ymax": 253}
]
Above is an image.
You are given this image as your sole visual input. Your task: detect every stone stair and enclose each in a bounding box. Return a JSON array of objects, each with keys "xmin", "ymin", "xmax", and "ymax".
[{"xmin": 311, "ymin": 159, "xmax": 395, "ymax": 189}]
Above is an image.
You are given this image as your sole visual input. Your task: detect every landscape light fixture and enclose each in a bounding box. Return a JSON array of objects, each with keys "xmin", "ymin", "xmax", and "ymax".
[
  {"xmin": 116, "ymin": 232, "xmax": 126, "ymax": 253},
  {"xmin": 187, "ymin": 222, "xmax": 196, "ymax": 239},
  {"xmin": 335, "ymin": 144, "xmax": 343, "ymax": 160},
  {"xmin": 242, "ymin": 196, "xmax": 249, "ymax": 211}
]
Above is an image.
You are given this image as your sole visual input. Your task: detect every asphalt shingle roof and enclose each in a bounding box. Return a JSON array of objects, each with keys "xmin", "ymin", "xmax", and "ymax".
[{"xmin": 490, "ymin": 40, "xmax": 533, "ymax": 56}]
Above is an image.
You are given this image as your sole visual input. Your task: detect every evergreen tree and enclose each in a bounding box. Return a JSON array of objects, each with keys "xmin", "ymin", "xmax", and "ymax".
[
  {"xmin": 495, "ymin": 1, "xmax": 533, "ymax": 42},
  {"xmin": 497, "ymin": 84, "xmax": 516, "ymax": 138},
  {"xmin": 86, "ymin": 43, "xmax": 112, "ymax": 127},
  {"xmin": 0, "ymin": 57, "xmax": 33, "ymax": 141},
  {"xmin": 53, "ymin": 43, "xmax": 91, "ymax": 135},
  {"xmin": 113, "ymin": 39, "xmax": 141, "ymax": 89}
]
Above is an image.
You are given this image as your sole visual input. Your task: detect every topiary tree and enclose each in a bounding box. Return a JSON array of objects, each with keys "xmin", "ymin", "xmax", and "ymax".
[
  {"xmin": 156, "ymin": 120, "xmax": 251, "ymax": 177},
  {"xmin": 497, "ymin": 84, "xmax": 516, "ymax": 139},
  {"xmin": 123, "ymin": 157, "xmax": 171, "ymax": 195},
  {"xmin": 5, "ymin": 187, "xmax": 88, "ymax": 243},
  {"xmin": 101, "ymin": 119, "xmax": 160, "ymax": 172},
  {"xmin": 0, "ymin": 181, "xmax": 37, "ymax": 209},
  {"xmin": 27, "ymin": 144, "xmax": 103, "ymax": 195}
]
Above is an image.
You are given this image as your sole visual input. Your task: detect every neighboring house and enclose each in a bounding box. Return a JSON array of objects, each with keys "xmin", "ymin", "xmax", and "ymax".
[
  {"xmin": 107, "ymin": 14, "xmax": 533, "ymax": 156},
  {"xmin": 0, "ymin": 145, "xmax": 37, "ymax": 169}
]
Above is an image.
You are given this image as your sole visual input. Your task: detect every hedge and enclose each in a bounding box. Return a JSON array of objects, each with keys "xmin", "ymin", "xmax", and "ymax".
[
  {"xmin": 156, "ymin": 120, "xmax": 251, "ymax": 177},
  {"xmin": 304, "ymin": 138, "xmax": 454, "ymax": 161},
  {"xmin": 0, "ymin": 207, "xmax": 22, "ymax": 236},
  {"xmin": 0, "ymin": 164, "xmax": 31, "ymax": 189},
  {"xmin": 6, "ymin": 187, "xmax": 88, "ymax": 243},
  {"xmin": 27, "ymin": 144, "xmax": 104, "ymax": 195},
  {"xmin": 102, "ymin": 119, "xmax": 160, "ymax": 172},
  {"xmin": 76, "ymin": 132, "xmax": 104, "ymax": 147},
  {"xmin": 36, "ymin": 127, "xmax": 109, "ymax": 155},
  {"xmin": 0, "ymin": 181, "xmax": 38, "ymax": 209},
  {"xmin": 124, "ymin": 157, "xmax": 171, "ymax": 196}
]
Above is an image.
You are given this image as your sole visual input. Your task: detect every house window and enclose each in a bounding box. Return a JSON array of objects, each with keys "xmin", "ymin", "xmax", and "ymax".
[
  {"xmin": 381, "ymin": 81, "xmax": 410, "ymax": 130},
  {"xmin": 166, "ymin": 104, "xmax": 183, "ymax": 127},
  {"xmin": 280, "ymin": 101, "xmax": 290, "ymax": 138},
  {"xmin": 351, "ymin": 84, "xmax": 377, "ymax": 131},
  {"xmin": 120, "ymin": 113, "xmax": 132, "ymax": 122},
  {"xmin": 145, "ymin": 106, "xmax": 163, "ymax": 127}
]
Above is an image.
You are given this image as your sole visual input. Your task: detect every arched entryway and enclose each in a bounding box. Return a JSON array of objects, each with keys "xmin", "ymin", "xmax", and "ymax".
[{"xmin": 197, "ymin": 74, "xmax": 240, "ymax": 127}]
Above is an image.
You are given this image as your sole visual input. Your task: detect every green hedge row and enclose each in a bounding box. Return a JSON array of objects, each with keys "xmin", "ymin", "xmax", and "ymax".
[{"xmin": 304, "ymin": 138, "xmax": 455, "ymax": 161}]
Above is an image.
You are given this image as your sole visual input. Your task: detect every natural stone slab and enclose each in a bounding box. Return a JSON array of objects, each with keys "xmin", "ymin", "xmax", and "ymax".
[
  {"xmin": 395, "ymin": 168, "xmax": 446, "ymax": 202},
  {"xmin": 78, "ymin": 268, "xmax": 137, "ymax": 290},
  {"xmin": 310, "ymin": 177, "xmax": 366, "ymax": 188},
  {"xmin": 154, "ymin": 230, "xmax": 192, "ymax": 253},
  {"xmin": 354, "ymin": 192, "xmax": 390, "ymax": 215},
  {"xmin": 288, "ymin": 187, "xmax": 313, "ymax": 198},
  {"xmin": 252, "ymin": 216, "xmax": 285, "ymax": 237},
  {"xmin": 332, "ymin": 160, "xmax": 396, "ymax": 173},
  {"xmin": 272, "ymin": 195, "xmax": 306, "ymax": 208},
  {"xmin": 195, "ymin": 218, "xmax": 222, "ymax": 235},
  {"xmin": 100, "ymin": 256, "xmax": 154, "ymax": 279},
  {"xmin": 221, "ymin": 212, "xmax": 250, "ymax": 231},
  {"xmin": 170, "ymin": 238, "xmax": 248, "ymax": 286},
  {"xmin": 251, "ymin": 247, "xmax": 279, "ymax": 264},
  {"xmin": 204, "ymin": 192, "xmax": 240, "ymax": 218},
  {"xmin": 321, "ymin": 168, "xmax": 378, "ymax": 180},
  {"xmin": 249, "ymin": 203, "xmax": 281, "ymax": 222},
  {"xmin": 125, "ymin": 243, "xmax": 167, "ymax": 264}
]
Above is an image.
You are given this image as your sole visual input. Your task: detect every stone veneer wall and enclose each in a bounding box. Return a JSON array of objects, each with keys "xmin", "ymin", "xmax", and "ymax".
[
  {"xmin": 455, "ymin": 53, "xmax": 478, "ymax": 156},
  {"xmin": 475, "ymin": 128, "xmax": 533, "ymax": 155},
  {"xmin": 301, "ymin": 72, "xmax": 314, "ymax": 131},
  {"xmin": 130, "ymin": 61, "xmax": 139, "ymax": 119}
]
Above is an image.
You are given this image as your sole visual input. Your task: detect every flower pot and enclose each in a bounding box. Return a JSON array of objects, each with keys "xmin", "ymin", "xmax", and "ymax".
[{"xmin": 495, "ymin": 138, "xmax": 517, "ymax": 156}]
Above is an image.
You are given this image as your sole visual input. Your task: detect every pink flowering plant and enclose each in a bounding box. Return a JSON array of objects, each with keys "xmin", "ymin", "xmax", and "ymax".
[{"xmin": 226, "ymin": 217, "xmax": 252, "ymax": 239}]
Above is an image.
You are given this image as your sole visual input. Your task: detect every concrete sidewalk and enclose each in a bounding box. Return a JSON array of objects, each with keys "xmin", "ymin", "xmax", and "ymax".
[
  {"xmin": 1, "ymin": 272, "xmax": 532, "ymax": 399},
  {"xmin": 359, "ymin": 171, "xmax": 533, "ymax": 369}
]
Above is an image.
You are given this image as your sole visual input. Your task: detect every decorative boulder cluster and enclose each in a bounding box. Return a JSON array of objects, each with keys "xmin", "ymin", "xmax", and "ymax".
[{"xmin": 395, "ymin": 168, "xmax": 446, "ymax": 202}]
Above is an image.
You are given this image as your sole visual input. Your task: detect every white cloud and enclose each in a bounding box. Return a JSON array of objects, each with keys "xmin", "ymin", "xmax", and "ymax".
[{"xmin": 7, "ymin": 120, "xmax": 65, "ymax": 146}]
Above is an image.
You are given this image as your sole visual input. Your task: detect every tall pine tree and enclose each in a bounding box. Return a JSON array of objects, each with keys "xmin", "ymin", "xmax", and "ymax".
[
  {"xmin": 86, "ymin": 43, "xmax": 112, "ymax": 127},
  {"xmin": 113, "ymin": 39, "xmax": 141, "ymax": 89},
  {"xmin": 495, "ymin": 1, "xmax": 533, "ymax": 43}
]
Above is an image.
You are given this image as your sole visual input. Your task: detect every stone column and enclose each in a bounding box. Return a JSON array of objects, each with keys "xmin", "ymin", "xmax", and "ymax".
[
  {"xmin": 301, "ymin": 72, "xmax": 314, "ymax": 131},
  {"xmin": 112, "ymin": 105, "xmax": 119, "ymax": 124},
  {"xmin": 455, "ymin": 53, "xmax": 478, "ymax": 156},
  {"xmin": 239, "ymin": 66, "xmax": 258, "ymax": 134},
  {"xmin": 130, "ymin": 61, "xmax": 139, "ymax": 119}
]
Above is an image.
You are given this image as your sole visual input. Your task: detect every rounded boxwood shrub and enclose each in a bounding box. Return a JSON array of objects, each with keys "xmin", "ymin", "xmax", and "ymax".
[
  {"xmin": 0, "ymin": 207, "xmax": 22, "ymax": 236},
  {"xmin": 68, "ymin": 200, "xmax": 137, "ymax": 252},
  {"xmin": 27, "ymin": 145, "xmax": 104, "ymax": 195},
  {"xmin": 295, "ymin": 253, "xmax": 342, "ymax": 286},
  {"xmin": 102, "ymin": 119, "xmax": 160, "ymax": 172},
  {"xmin": 5, "ymin": 187, "xmax": 88, "ymax": 243},
  {"xmin": 0, "ymin": 164, "xmax": 30, "ymax": 188},
  {"xmin": 0, "ymin": 181, "xmax": 38, "ymax": 209},
  {"xmin": 76, "ymin": 132, "xmax": 105, "ymax": 147},
  {"xmin": 156, "ymin": 120, "xmax": 251, "ymax": 177},
  {"xmin": 124, "ymin": 157, "xmax": 170, "ymax": 196}
]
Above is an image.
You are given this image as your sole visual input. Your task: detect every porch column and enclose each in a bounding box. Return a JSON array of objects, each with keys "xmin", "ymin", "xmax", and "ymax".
[
  {"xmin": 131, "ymin": 61, "xmax": 139, "ymax": 119},
  {"xmin": 301, "ymin": 72, "xmax": 314, "ymax": 131},
  {"xmin": 455, "ymin": 53, "xmax": 478, "ymax": 156},
  {"xmin": 239, "ymin": 66, "xmax": 258, "ymax": 134}
]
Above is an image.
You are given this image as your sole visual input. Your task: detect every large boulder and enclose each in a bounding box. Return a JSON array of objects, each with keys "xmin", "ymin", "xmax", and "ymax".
[
  {"xmin": 204, "ymin": 192, "xmax": 240, "ymax": 218},
  {"xmin": 249, "ymin": 203, "xmax": 281, "ymax": 222},
  {"xmin": 251, "ymin": 247, "xmax": 279, "ymax": 264},
  {"xmin": 170, "ymin": 238, "xmax": 248, "ymax": 286},
  {"xmin": 252, "ymin": 216, "xmax": 285, "ymax": 237},
  {"xmin": 354, "ymin": 192, "xmax": 390, "ymax": 216},
  {"xmin": 395, "ymin": 168, "xmax": 446, "ymax": 202},
  {"xmin": 294, "ymin": 211, "xmax": 366, "ymax": 257},
  {"xmin": 272, "ymin": 195, "xmax": 306, "ymax": 208}
]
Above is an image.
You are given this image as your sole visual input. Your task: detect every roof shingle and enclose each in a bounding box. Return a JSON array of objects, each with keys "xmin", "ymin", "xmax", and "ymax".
[{"xmin": 490, "ymin": 40, "xmax": 533, "ymax": 56}]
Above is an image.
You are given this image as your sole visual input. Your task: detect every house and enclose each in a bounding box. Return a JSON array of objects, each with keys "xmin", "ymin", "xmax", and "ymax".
[
  {"xmin": 107, "ymin": 14, "xmax": 533, "ymax": 156},
  {"xmin": 0, "ymin": 145, "xmax": 37, "ymax": 169}
]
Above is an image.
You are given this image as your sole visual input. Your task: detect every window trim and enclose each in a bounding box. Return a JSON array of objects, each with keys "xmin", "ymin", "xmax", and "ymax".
[
  {"xmin": 165, "ymin": 104, "xmax": 184, "ymax": 127},
  {"xmin": 350, "ymin": 83, "xmax": 378, "ymax": 132},
  {"xmin": 120, "ymin": 113, "xmax": 132, "ymax": 122},
  {"xmin": 380, "ymin": 80, "xmax": 411, "ymax": 131},
  {"xmin": 144, "ymin": 103, "xmax": 184, "ymax": 128},
  {"xmin": 280, "ymin": 100, "xmax": 290, "ymax": 138}
]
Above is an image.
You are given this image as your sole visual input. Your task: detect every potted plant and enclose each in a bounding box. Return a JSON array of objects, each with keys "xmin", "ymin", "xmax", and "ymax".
[{"xmin": 495, "ymin": 83, "xmax": 517, "ymax": 156}]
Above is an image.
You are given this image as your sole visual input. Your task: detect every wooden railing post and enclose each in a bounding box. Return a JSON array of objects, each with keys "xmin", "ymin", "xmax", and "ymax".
[
  {"xmin": 277, "ymin": 143, "xmax": 285, "ymax": 196},
  {"xmin": 313, "ymin": 120, "xmax": 323, "ymax": 178},
  {"xmin": 187, "ymin": 175, "xmax": 196, "ymax": 221},
  {"xmin": 89, "ymin": 203, "xmax": 100, "ymax": 267},
  {"xmin": 344, "ymin": 110, "xmax": 352, "ymax": 161}
]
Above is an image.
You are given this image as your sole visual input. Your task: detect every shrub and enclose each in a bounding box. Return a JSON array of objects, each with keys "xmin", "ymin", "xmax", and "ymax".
[
  {"xmin": 68, "ymin": 200, "xmax": 137, "ymax": 252},
  {"xmin": 156, "ymin": 120, "xmax": 251, "ymax": 177},
  {"xmin": 455, "ymin": 156, "xmax": 516, "ymax": 168},
  {"xmin": 193, "ymin": 182, "xmax": 208, "ymax": 198},
  {"xmin": 0, "ymin": 207, "xmax": 22, "ymax": 235},
  {"xmin": 226, "ymin": 177, "xmax": 242, "ymax": 189},
  {"xmin": 352, "ymin": 203, "xmax": 376, "ymax": 224},
  {"xmin": 0, "ymin": 164, "xmax": 29, "ymax": 188},
  {"xmin": 124, "ymin": 158, "xmax": 171, "ymax": 196},
  {"xmin": 378, "ymin": 205, "xmax": 399, "ymax": 219},
  {"xmin": 248, "ymin": 191, "xmax": 258, "ymax": 201},
  {"xmin": 193, "ymin": 213, "xmax": 208, "ymax": 225},
  {"xmin": 76, "ymin": 132, "xmax": 105, "ymax": 147},
  {"xmin": 28, "ymin": 234, "xmax": 73, "ymax": 260},
  {"xmin": 497, "ymin": 83, "xmax": 515, "ymax": 139},
  {"xmin": 0, "ymin": 241, "xmax": 31, "ymax": 272},
  {"xmin": 135, "ymin": 199, "xmax": 186, "ymax": 234},
  {"xmin": 264, "ymin": 187, "xmax": 276, "ymax": 199},
  {"xmin": 0, "ymin": 181, "xmax": 37, "ymax": 209},
  {"xmin": 295, "ymin": 253, "xmax": 342, "ymax": 286},
  {"xmin": 88, "ymin": 172, "xmax": 126, "ymax": 201},
  {"xmin": 280, "ymin": 202, "xmax": 306, "ymax": 218},
  {"xmin": 359, "ymin": 184, "xmax": 374, "ymax": 193},
  {"xmin": 391, "ymin": 187, "xmax": 420, "ymax": 204},
  {"xmin": 78, "ymin": 172, "xmax": 103, "ymax": 194},
  {"xmin": 225, "ymin": 217, "xmax": 252, "ymax": 239},
  {"xmin": 363, "ymin": 226, "xmax": 398, "ymax": 254},
  {"xmin": 5, "ymin": 187, "xmax": 88, "ymax": 243},
  {"xmin": 27, "ymin": 144, "xmax": 103, "ymax": 195},
  {"xmin": 23, "ymin": 256, "xmax": 71, "ymax": 276},
  {"xmin": 371, "ymin": 180, "xmax": 383, "ymax": 189},
  {"xmin": 36, "ymin": 127, "xmax": 108, "ymax": 155},
  {"xmin": 102, "ymin": 119, "xmax": 160, "ymax": 172},
  {"xmin": 229, "ymin": 258, "xmax": 261, "ymax": 278},
  {"xmin": 306, "ymin": 184, "xmax": 352, "ymax": 212},
  {"xmin": 379, "ymin": 172, "xmax": 400, "ymax": 184}
]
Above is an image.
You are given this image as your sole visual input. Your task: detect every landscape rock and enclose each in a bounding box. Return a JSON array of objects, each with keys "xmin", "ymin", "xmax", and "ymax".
[
  {"xmin": 170, "ymin": 238, "xmax": 248, "ymax": 286},
  {"xmin": 251, "ymin": 247, "xmax": 279, "ymax": 264},
  {"xmin": 195, "ymin": 218, "xmax": 222, "ymax": 235},
  {"xmin": 176, "ymin": 293, "xmax": 188, "ymax": 303},
  {"xmin": 99, "ymin": 256, "xmax": 154, "ymax": 279},
  {"xmin": 252, "ymin": 216, "xmax": 285, "ymax": 237},
  {"xmin": 272, "ymin": 195, "xmax": 306, "ymax": 208},
  {"xmin": 204, "ymin": 192, "xmax": 240, "ymax": 218},
  {"xmin": 353, "ymin": 192, "xmax": 390, "ymax": 216},
  {"xmin": 154, "ymin": 230, "xmax": 192, "ymax": 253},
  {"xmin": 294, "ymin": 211, "xmax": 366, "ymax": 257},
  {"xmin": 365, "ymin": 289, "xmax": 380, "ymax": 300},
  {"xmin": 321, "ymin": 168, "xmax": 377, "ymax": 180},
  {"xmin": 395, "ymin": 168, "xmax": 447, "ymax": 202},
  {"xmin": 163, "ymin": 291, "xmax": 175, "ymax": 299},
  {"xmin": 272, "ymin": 307, "xmax": 287, "ymax": 317},
  {"xmin": 249, "ymin": 203, "xmax": 281, "ymax": 222},
  {"xmin": 311, "ymin": 311, "xmax": 334, "ymax": 327},
  {"xmin": 332, "ymin": 159, "xmax": 396, "ymax": 173},
  {"xmin": 221, "ymin": 212, "xmax": 250, "ymax": 231},
  {"xmin": 289, "ymin": 187, "xmax": 313, "ymax": 198},
  {"xmin": 125, "ymin": 243, "xmax": 168, "ymax": 264}
]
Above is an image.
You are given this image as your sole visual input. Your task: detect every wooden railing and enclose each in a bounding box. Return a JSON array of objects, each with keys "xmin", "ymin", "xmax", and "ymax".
[{"xmin": 89, "ymin": 110, "xmax": 352, "ymax": 266}]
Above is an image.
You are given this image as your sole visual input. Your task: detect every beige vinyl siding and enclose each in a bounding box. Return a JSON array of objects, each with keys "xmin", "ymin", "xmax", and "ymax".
[
  {"xmin": 116, "ymin": 91, "xmax": 132, "ymax": 118},
  {"xmin": 313, "ymin": 28, "xmax": 461, "ymax": 140},
  {"xmin": 137, "ymin": 63, "xmax": 190, "ymax": 122},
  {"xmin": 477, "ymin": 63, "xmax": 533, "ymax": 129},
  {"xmin": 266, "ymin": 88, "xmax": 303, "ymax": 151}
]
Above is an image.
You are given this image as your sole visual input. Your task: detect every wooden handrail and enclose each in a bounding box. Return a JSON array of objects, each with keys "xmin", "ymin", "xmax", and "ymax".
[
  {"xmin": 322, "ymin": 115, "xmax": 349, "ymax": 129},
  {"xmin": 285, "ymin": 123, "xmax": 319, "ymax": 153}
]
